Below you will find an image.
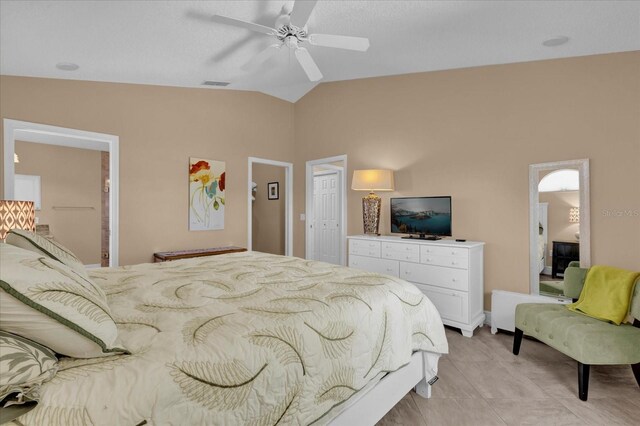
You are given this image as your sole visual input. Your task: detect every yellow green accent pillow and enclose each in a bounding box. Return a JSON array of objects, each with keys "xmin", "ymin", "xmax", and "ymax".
[{"xmin": 567, "ymin": 265, "xmax": 640, "ymax": 325}]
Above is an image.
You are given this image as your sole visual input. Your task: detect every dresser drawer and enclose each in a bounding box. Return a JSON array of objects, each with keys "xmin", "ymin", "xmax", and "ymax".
[
  {"xmin": 349, "ymin": 255, "xmax": 399, "ymax": 277},
  {"xmin": 349, "ymin": 240, "xmax": 381, "ymax": 258},
  {"xmin": 415, "ymin": 283, "xmax": 469, "ymax": 324},
  {"xmin": 421, "ymin": 253, "xmax": 469, "ymax": 270},
  {"xmin": 382, "ymin": 242, "xmax": 420, "ymax": 262},
  {"xmin": 400, "ymin": 262, "xmax": 469, "ymax": 292},
  {"xmin": 421, "ymin": 246, "xmax": 468, "ymax": 259}
]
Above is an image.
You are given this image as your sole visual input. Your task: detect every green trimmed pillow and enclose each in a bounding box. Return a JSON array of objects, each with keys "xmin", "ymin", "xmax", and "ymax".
[
  {"xmin": 0, "ymin": 244, "xmax": 126, "ymax": 358},
  {"xmin": 5, "ymin": 229, "xmax": 89, "ymax": 280},
  {"xmin": 0, "ymin": 331, "xmax": 57, "ymax": 408}
]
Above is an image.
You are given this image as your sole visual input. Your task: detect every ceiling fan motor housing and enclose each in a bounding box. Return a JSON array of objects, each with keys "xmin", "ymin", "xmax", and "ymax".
[{"xmin": 276, "ymin": 24, "xmax": 307, "ymax": 47}]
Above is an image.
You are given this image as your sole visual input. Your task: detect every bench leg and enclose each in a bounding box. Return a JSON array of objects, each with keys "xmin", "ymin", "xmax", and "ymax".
[
  {"xmin": 512, "ymin": 328, "xmax": 523, "ymax": 355},
  {"xmin": 578, "ymin": 362, "xmax": 590, "ymax": 401},
  {"xmin": 632, "ymin": 363, "xmax": 640, "ymax": 388}
]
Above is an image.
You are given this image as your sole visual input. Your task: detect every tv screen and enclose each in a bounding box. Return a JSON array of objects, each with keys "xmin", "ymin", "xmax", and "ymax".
[{"xmin": 391, "ymin": 196, "xmax": 452, "ymax": 236}]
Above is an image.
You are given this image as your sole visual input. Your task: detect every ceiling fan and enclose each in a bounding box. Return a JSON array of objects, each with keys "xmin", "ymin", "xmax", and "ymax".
[{"xmin": 209, "ymin": 0, "xmax": 370, "ymax": 82}]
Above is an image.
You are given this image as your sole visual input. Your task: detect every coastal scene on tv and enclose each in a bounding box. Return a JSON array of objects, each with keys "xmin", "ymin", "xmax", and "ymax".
[{"xmin": 391, "ymin": 197, "xmax": 452, "ymax": 235}]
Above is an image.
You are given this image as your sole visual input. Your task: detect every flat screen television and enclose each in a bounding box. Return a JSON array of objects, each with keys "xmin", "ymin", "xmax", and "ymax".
[{"xmin": 390, "ymin": 196, "xmax": 452, "ymax": 240}]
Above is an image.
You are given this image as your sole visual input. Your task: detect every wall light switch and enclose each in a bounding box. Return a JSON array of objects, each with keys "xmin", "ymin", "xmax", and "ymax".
[{"xmin": 300, "ymin": 214, "xmax": 306, "ymax": 221}]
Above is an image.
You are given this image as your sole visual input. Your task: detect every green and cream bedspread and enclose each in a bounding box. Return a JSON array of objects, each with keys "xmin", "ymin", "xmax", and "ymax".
[{"xmin": 11, "ymin": 252, "xmax": 448, "ymax": 425}]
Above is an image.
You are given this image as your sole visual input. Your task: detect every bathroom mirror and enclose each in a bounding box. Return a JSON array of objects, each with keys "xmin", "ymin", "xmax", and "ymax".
[{"xmin": 529, "ymin": 159, "xmax": 590, "ymax": 296}]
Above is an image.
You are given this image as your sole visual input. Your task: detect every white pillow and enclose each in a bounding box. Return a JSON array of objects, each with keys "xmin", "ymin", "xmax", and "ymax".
[
  {"xmin": 0, "ymin": 244, "xmax": 126, "ymax": 358},
  {"xmin": 5, "ymin": 229, "xmax": 89, "ymax": 280}
]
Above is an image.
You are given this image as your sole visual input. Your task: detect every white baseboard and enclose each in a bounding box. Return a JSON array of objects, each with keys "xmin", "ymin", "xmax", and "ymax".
[
  {"xmin": 483, "ymin": 310, "xmax": 491, "ymax": 326},
  {"xmin": 542, "ymin": 266, "xmax": 552, "ymax": 275},
  {"xmin": 84, "ymin": 264, "xmax": 102, "ymax": 269}
]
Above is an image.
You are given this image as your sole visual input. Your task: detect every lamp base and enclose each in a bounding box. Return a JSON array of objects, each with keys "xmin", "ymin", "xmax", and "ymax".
[{"xmin": 362, "ymin": 192, "xmax": 381, "ymax": 235}]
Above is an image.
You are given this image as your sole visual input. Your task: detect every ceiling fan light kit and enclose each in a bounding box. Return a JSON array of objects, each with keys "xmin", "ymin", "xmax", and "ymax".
[{"xmin": 210, "ymin": 0, "xmax": 369, "ymax": 83}]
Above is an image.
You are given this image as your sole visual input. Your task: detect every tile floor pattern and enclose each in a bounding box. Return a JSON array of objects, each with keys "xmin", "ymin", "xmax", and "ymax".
[{"xmin": 377, "ymin": 326, "xmax": 640, "ymax": 426}]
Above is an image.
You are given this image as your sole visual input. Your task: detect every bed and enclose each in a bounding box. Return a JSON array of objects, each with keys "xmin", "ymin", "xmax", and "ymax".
[{"xmin": 5, "ymin": 251, "xmax": 448, "ymax": 425}]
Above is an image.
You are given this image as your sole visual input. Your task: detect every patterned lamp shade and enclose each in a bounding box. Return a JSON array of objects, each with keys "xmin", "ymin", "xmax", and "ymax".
[
  {"xmin": 569, "ymin": 207, "xmax": 580, "ymax": 223},
  {"xmin": 0, "ymin": 200, "xmax": 36, "ymax": 240}
]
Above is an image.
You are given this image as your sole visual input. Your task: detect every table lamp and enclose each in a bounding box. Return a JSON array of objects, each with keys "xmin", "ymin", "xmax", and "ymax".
[
  {"xmin": 0, "ymin": 200, "xmax": 36, "ymax": 240},
  {"xmin": 352, "ymin": 169, "xmax": 394, "ymax": 235}
]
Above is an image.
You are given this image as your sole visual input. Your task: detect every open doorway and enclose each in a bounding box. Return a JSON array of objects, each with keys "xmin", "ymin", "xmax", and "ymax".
[
  {"xmin": 3, "ymin": 119, "xmax": 119, "ymax": 267},
  {"xmin": 305, "ymin": 155, "xmax": 347, "ymax": 265},
  {"xmin": 247, "ymin": 157, "xmax": 293, "ymax": 256}
]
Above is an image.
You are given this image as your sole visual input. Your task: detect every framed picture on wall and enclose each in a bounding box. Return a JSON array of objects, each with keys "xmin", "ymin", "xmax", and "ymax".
[
  {"xmin": 268, "ymin": 182, "xmax": 279, "ymax": 200},
  {"xmin": 188, "ymin": 157, "xmax": 225, "ymax": 231}
]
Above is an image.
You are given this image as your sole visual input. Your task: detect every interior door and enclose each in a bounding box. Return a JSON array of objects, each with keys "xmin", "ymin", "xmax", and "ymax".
[{"xmin": 313, "ymin": 171, "xmax": 340, "ymax": 264}]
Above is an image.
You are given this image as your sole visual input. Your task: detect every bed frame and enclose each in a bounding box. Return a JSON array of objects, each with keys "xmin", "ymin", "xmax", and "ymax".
[{"xmin": 328, "ymin": 351, "xmax": 441, "ymax": 425}]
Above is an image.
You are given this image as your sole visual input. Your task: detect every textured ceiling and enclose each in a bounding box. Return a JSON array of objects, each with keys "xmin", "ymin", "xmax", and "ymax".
[{"xmin": 1, "ymin": 1, "xmax": 639, "ymax": 102}]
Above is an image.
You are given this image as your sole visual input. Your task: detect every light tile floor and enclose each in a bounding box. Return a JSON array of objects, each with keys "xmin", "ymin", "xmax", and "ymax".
[{"xmin": 377, "ymin": 326, "xmax": 640, "ymax": 426}]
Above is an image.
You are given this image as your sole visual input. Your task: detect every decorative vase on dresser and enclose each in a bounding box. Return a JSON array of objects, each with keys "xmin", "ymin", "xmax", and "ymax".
[{"xmin": 347, "ymin": 235, "xmax": 485, "ymax": 337}]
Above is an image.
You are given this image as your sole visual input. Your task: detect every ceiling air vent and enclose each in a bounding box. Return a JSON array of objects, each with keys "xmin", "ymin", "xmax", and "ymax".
[{"xmin": 202, "ymin": 81, "xmax": 230, "ymax": 87}]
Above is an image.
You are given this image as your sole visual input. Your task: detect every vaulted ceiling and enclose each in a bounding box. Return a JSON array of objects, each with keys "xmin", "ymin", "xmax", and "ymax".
[{"xmin": 1, "ymin": 1, "xmax": 638, "ymax": 102}]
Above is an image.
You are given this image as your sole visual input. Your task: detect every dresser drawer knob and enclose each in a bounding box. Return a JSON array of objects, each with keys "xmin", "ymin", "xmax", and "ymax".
[
  {"xmin": 406, "ymin": 256, "xmax": 411, "ymax": 260},
  {"xmin": 451, "ymin": 261, "xmax": 457, "ymax": 265},
  {"xmin": 452, "ymin": 278, "xmax": 457, "ymax": 282},
  {"xmin": 387, "ymin": 268, "xmax": 394, "ymax": 272},
  {"xmin": 451, "ymin": 251, "xmax": 456, "ymax": 255}
]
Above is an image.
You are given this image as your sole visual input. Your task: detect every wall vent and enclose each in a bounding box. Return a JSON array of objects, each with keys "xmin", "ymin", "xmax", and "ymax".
[{"xmin": 202, "ymin": 81, "xmax": 230, "ymax": 87}]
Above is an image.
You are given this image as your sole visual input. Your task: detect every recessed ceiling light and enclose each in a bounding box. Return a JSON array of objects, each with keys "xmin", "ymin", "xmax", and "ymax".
[
  {"xmin": 56, "ymin": 62, "xmax": 79, "ymax": 71},
  {"xmin": 542, "ymin": 36, "xmax": 570, "ymax": 47}
]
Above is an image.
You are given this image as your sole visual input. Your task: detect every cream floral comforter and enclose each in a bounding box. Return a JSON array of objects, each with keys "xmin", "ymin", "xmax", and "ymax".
[{"xmin": 11, "ymin": 252, "xmax": 448, "ymax": 425}]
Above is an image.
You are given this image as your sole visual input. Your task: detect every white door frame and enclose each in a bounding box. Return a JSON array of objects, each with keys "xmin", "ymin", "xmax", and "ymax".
[
  {"xmin": 247, "ymin": 157, "xmax": 293, "ymax": 256},
  {"xmin": 306, "ymin": 154, "xmax": 348, "ymax": 265},
  {"xmin": 3, "ymin": 119, "xmax": 120, "ymax": 267}
]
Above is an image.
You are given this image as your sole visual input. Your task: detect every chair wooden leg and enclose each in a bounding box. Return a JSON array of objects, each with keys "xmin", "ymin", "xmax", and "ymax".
[
  {"xmin": 632, "ymin": 363, "xmax": 640, "ymax": 388},
  {"xmin": 512, "ymin": 328, "xmax": 523, "ymax": 355},
  {"xmin": 578, "ymin": 362, "xmax": 590, "ymax": 401}
]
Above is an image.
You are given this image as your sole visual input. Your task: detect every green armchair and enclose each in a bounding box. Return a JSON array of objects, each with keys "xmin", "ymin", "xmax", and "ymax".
[{"xmin": 513, "ymin": 263, "xmax": 640, "ymax": 401}]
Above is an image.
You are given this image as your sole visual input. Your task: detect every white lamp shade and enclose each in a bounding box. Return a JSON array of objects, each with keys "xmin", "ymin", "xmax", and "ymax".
[{"xmin": 352, "ymin": 169, "xmax": 395, "ymax": 191}]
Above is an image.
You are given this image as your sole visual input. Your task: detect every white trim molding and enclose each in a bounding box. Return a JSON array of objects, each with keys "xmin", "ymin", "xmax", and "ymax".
[
  {"xmin": 305, "ymin": 154, "xmax": 348, "ymax": 266},
  {"xmin": 528, "ymin": 159, "xmax": 590, "ymax": 295},
  {"xmin": 3, "ymin": 119, "xmax": 120, "ymax": 267},
  {"xmin": 247, "ymin": 157, "xmax": 293, "ymax": 256}
]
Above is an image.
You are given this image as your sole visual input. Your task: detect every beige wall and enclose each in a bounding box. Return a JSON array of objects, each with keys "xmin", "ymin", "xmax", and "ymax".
[
  {"xmin": 294, "ymin": 52, "xmax": 640, "ymax": 308},
  {"xmin": 14, "ymin": 141, "xmax": 102, "ymax": 264},
  {"xmin": 0, "ymin": 76, "xmax": 295, "ymax": 266},
  {"xmin": 539, "ymin": 191, "xmax": 580, "ymax": 267},
  {"xmin": 2, "ymin": 52, "xmax": 639, "ymax": 309},
  {"xmin": 252, "ymin": 163, "xmax": 285, "ymax": 255}
]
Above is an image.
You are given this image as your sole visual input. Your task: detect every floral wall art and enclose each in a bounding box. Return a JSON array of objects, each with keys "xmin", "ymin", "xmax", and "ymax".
[{"xmin": 189, "ymin": 158, "xmax": 225, "ymax": 231}]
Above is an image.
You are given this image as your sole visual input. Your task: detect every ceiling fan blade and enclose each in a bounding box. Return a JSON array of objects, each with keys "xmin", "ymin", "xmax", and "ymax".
[
  {"xmin": 295, "ymin": 47, "xmax": 323, "ymax": 82},
  {"xmin": 242, "ymin": 44, "xmax": 282, "ymax": 71},
  {"xmin": 307, "ymin": 34, "xmax": 370, "ymax": 51},
  {"xmin": 290, "ymin": 0, "xmax": 319, "ymax": 27},
  {"xmin": 211, "ymin": 14, "xmax": 275, "ymax": 35}
]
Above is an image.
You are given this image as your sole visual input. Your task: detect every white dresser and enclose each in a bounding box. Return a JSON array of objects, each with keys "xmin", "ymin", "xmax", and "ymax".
[{"xmin": 347, "ymin": 235, "xmax": 485, "ymax": 337}]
